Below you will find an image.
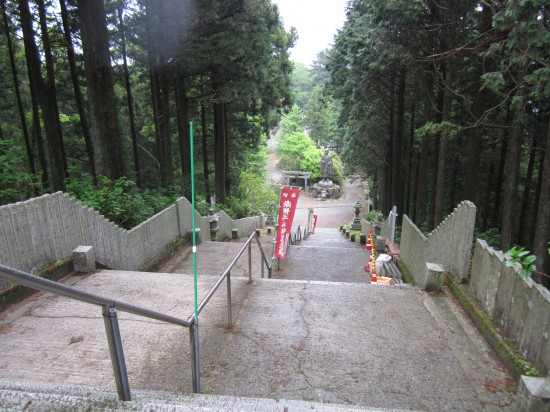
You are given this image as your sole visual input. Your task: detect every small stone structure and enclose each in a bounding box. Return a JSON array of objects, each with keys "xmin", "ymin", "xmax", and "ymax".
[
  {"xmin": 515, "ymin": 376, "xmax": 550, "ymax": 411},
  {"xmin": 350, "ymin": 201, "xmax": 363, "ymax": 230},
  {"xmin": 310, "ymin": 180, "xmax": 341, "ymax": 200},
  {"xmin": 72, "ymin": 246, "xmax": 95, "ymax": 273}
]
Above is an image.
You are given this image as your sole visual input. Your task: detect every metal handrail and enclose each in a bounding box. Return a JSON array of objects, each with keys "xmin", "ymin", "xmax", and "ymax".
[
  {"xmin": 191, "ymin": 231, "xmax": 271, "ymax": 320},
  {"xmin": 0, "ymin": 264, "xmax": 191, "ymax": 327},
  {"xmin": 0, "ymin": 230, "xmax": 272, "ymax": 401}
]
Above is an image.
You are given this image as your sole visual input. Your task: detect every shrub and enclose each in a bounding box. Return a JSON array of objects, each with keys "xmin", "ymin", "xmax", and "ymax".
[{"xmin": 66, "ymin": 173, "xmax": 181, "ymax": 229}]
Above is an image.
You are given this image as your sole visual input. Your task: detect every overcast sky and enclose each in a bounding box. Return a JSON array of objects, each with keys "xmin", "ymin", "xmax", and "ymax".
[{"xmin": 272, "ymin": 0, "xmax": 348, "ymax": 67}]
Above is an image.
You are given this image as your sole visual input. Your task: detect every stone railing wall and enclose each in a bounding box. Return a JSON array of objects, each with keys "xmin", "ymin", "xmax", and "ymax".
[
  {"xmin": 0, "ymin": 192, "xmax": 262, "ymax": 289},
  {"xmin": 469, "ymin": 239, "xmax": 550, "ymax": 375},
  {"xmin": 400, "ymin": 201, "xmax": 477, "ymax": 285}
]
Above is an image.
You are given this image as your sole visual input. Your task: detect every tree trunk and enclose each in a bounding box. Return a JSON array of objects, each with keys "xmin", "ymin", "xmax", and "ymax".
[
  {"xmin": 518, "ymin": 133, "xmax": 537, "ymax": 246},
  {"xmin": 59, "ymin": 0, "xmax": 96, "ymax": 185},
  {"xmin": 433, "ymin": 67, "xmax": 453, "ymax": 227},
  {"xmin": 532, "ymin": 117, "xmax": 550, "ymax": 281},
  {"xmin": 224, "ymin": 103, "xmax": 230, "ymax": 196},
  {"xmin": 146, "ymin": 0, "xmax": 172, "ymax": 187},
  {"xmin": 19, "ymin": 0, "xmax": 66, "ymax": 191},
  {"xmin": 392, "ymin": 70, "xmax": 406, "ymax": 222},
  {"xmin": 37, "ymin": 0, "xmax": 67, "ymax": 186},
  {"xmin": 117, "ymin": 6, "xmax": 140, "ymax": 187},
  {"xmin": 2, "ymin": 0, "xmax": 36, "ymax": 184},
  {"xmin": 159, "ymin": 64, "xmax": 173, "ymax": 186},
  {"xmin": 77, "ymin": 0, "xmax": 125, "ymax": 180},
  {"xmin": 415, "ymin": 86, "xmax": 433, "ymax": 230},
  {"xmin": 463, "ymin": 3, "xmax": 493, "ymax": 203},
  {"xmin": 176, "ymin": 77, "xmax": 190, "ymax": 191},
  {"xmin": 387, "ymin": 79, "xmax": 395, "ymax": 213},
  {"xmin": 492, "ymin": 131, "xmax": 509, "ymax": 227},
  {"xmin": 214, "ymin": 101, "xmax": 226, "ymax": 204},
  {"xmin": 531, "ymin": 139, "xmax": 545, "ymax": 251},
  {"xmin": 481, "ymin": 143, "xmax": 498, "ymax": 231},
  {"xmin": 201, "ymin": 102, "xmax": 211, "ymax": 203},
  {"xmin": 500, "ymin": 94, "xmax": 526, "ymax": 250},
  {"xmin": 405, "ymin": 97, "xmax": 416, "ymax": 218}
]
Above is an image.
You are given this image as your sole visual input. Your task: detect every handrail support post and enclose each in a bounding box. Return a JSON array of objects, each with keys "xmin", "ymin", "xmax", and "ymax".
[
  {"xmin": 189, "ymin": 319, "xmax": 201, "ymax": 393},
  {"xmin": 248, "ymin": 242, "xmax": 252, "ymax": 284},
  {"xmin": 102, "ymin": 306, "xmax": 131, "ymax": 401},
  {"xmin": 227, "ymin": 271, "xmax": 232, "ymax": 328}
]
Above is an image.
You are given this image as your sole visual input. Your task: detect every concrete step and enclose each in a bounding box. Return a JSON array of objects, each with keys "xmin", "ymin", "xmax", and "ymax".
[
  {"xmin": 300, "ymin": 228, "xmax": 363, "ymax": 249},
  {"xmin": 161, "ymin": 240, "xmax": 272, "ymax": 278},
  {"xmin": 0, "ymin": 271, "xmax": 515, "ymax": 411},
  {"xmin": 0, "ymin": 380, "xmax": 404, "ymax": 411},
  {"xmin": 272, "ymin": 244, "xmax": 371, "ymax": 283}
]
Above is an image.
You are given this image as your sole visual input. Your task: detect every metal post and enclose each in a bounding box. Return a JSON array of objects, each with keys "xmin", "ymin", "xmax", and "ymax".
[
  {"xmin": 227, "ymin": 271, "xmax": 232, "ymax": 328},
  {"xmin": 261, "ymin": 253, "xmax": 265, "ymax": 279},
  {"xmin": 248, "ymin": 241, "xmax": 252, "ymax": 283},
  {"xmin": 391, "ymin": 206, "xmax": 397, "ymax": 243},
  {"xmin": 189, "ymin": 319, "xmax": 201, "ymax": 393},
  {"xmin": 102, "ymin": 306, "xmax": 131, "ymax": 401}
]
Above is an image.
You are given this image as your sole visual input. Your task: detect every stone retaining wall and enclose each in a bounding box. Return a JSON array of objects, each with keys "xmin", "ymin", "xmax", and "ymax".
[
  {"xmin": 0, "ymin": 193, "xmax": 262, "ymax": 289},
  {"xmin": 469, "ymin": 239, "xmax": 550, "ymax": 375},
  {"xmin": 400, "ymin": 201, "xmax": 476, "ymax": 285}
]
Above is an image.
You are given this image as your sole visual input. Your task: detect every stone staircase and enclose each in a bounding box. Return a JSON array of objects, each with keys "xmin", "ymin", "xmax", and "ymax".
[
  {"xmin": 275, "ymin": 227, "xmax": 402, "ymax": 285},
  {"xmin": 0, "ymin": 227, "xmax": 517, "ymax": 411}
]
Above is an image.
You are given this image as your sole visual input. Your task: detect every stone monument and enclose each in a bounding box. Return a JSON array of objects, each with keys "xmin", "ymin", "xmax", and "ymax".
[{"xmin": 310, "ymin": 149, "xmax": 340, "ymax": 200}]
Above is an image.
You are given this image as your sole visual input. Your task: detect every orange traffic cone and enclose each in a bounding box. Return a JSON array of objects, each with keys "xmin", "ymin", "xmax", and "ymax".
[
  {"xmin": 371, "ymin": 264, "xmax": 377, "ymax": 284},
  {"xmin": 365, "ymin": 253, "xmax": 372, "ymax": 273},
  {"xmin": 365, "ymin": 237, "xmax": 372, "ymax": 251}
]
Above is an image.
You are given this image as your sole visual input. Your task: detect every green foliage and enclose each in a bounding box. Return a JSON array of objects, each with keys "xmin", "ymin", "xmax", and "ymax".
[
  {"xmin": 235, "ymin": 171, "xmax": 278, "ymax": 215},
  {"xmin": 291, "ymin": 62, "xmax": 314, "ymax": 108},
  {"xmin": 66, "ymin": 172, "xmax": 182, "ymax": 229},
  {"xmin": 279, "ymin": 105, "xmax": 304, "ymax": 135},
  {"xmin": 364, "ymin": 209, "xmax": 380, "ymax": 222},
  {"xmin": 415, "ymin": 121, "xmax": 462, "ymax": 139},
  {"xmin": 216, "ymin": 196, "xmax": 255, "ymax": 220},
  {"xmin": 474, "ymin": 228, "xmax": 501, "ymax": 250},
  {"xmin": 276, "ymin": 130, "xmax": 317, "ymax": 171},
  {"xmin": 304, "ymin": 85, "xmax": 340, "ymax": 147},
  {"xmin": 0, "ymin": 140, "xmax": 37, "ymax": 205},
  {"xmin": 504, "ymin": 246, "xmax": 537, "ymax": 279},
  {"xmin": 519, "ymin": 359, "xmax": 540, "ymax": 377}
]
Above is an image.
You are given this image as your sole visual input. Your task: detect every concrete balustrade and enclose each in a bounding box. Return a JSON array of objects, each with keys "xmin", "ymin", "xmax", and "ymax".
[{"xmin": 0, "ymin": 193, "xmax": 263, "ymax": 290}]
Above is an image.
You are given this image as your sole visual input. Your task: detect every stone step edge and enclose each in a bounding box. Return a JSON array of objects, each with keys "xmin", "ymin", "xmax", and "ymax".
[{"xmin": 0, "ymin": 379, "xmax": 415, "ymax": 412}]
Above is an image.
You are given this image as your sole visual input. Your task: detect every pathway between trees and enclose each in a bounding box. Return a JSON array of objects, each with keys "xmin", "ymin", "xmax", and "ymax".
[{"xmin": 266, "ymin": 135, "xmax": 366, "ymax": 229}]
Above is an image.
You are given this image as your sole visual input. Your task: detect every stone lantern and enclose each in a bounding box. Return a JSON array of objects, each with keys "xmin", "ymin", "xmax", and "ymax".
[
  {"xmin": 350, "ymin": 200, "xmax": 363, "ymax": 231},
  {"xmin": 209, "ymin": 208, "xmax": 219, "ymax": 240},
  {"xmin": 374, "ymin": 213, "xmax": 384, "ymax": 236}
]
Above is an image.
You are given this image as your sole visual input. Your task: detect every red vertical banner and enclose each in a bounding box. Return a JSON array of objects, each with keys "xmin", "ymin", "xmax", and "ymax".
[{"xmin": 274, "ymin": 187, "xmax": 300, "ymax": 259}]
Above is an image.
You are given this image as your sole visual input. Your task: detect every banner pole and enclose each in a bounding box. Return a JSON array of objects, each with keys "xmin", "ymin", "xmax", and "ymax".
[{"xmin": 269, "ymin": 186, "xmax": 281, "ymax": 269}]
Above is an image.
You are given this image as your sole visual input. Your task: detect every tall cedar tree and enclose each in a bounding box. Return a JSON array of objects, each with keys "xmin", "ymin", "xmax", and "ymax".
[{"xmin": 77, "ymin": 0, "xmax": 125, "ymax": 180}]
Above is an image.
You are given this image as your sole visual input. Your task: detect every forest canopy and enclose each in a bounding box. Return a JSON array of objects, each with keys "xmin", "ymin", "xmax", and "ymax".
[
  {"xmin": 1, "ymin": 0, "xmax": 549, "ymax": 276},
  {"xmin": 319, "ymin": 0, "xmax": 550, "ymax": 276},
  {"xmin": 0, "ymin": 0, "xmax": 295, "ymax": 219}
]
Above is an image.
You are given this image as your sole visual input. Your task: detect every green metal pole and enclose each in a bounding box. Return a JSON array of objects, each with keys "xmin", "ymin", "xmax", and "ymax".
[
  {"xmin": 190, "ymin": 122, "xmax": 198, "ymax": 319},
  {"xmin": 189, "ymin": 122, "xmax": 201, "ymax": 393}
]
